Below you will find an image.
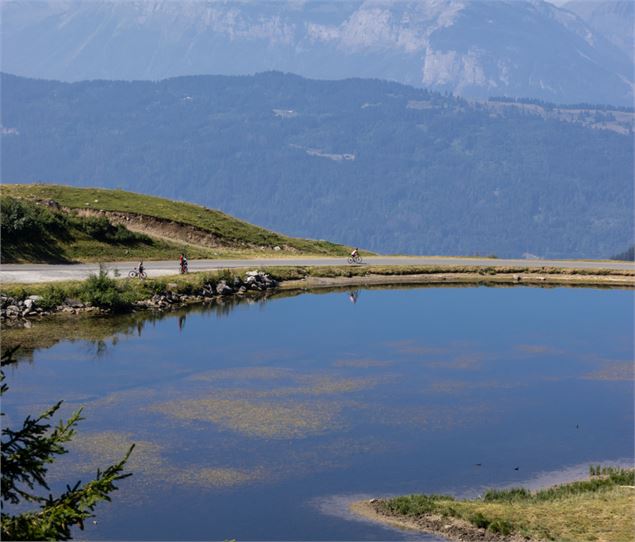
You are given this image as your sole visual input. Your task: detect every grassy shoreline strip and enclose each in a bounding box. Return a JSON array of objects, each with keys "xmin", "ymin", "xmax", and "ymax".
[
  {"xmin": 355, "ymin": 467, "xmax": 635, "ymax": 542},
  {"xmin": 1, "ymin": 264, "xmax": 633, "ymax": 306}
]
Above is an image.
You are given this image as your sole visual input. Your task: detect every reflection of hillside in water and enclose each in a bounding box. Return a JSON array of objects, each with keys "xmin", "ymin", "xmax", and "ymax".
[
  {"xmin": 2, "ymin": 284, "xmax": 453, "ymax": 362},
  {"xmin": 2, "ymin": 294, "xmax": 271, "ymax": 362}
]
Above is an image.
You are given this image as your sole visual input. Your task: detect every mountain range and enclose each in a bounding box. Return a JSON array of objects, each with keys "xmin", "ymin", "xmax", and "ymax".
[
  {"xmin": 1, "ymin": 0, "xmax": 633, "ymax": 106},
  {"xmin": 2, "ymin": 71, "xmax": 632, "ymax": 258}
]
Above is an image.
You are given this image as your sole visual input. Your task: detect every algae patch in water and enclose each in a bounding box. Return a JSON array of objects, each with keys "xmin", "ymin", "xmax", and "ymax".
[
  {"xmin": 191, "ymin": 366, "xmax": 294, "ymax": 383},
  {"xmin": 150, "ymin": 398, "xmax": 342, "ymax": 438},
  {"xmin": 52, "ymin": 431, "xmax": 266, "ymax": 490},
  {"xmin": 173, "ymin": 467, "xmax": 265, "ymax": 487},
  {"xmin": 251, "ymin": 375, "xmax": 380, "ymax": 398},
  {"xmin": 333, "ymin": 358, "xmax": 394, "ymax": 368},
  {"xmin": 428, "ymin": 378, "xmax": 522, "ymax": 394},
  {"xmin": 515, "ymin": 344, "xmax": 564, "ymax": 355},
  {"xmin": 583, "ymin": 362, "xmax": 634, "ymax": 381},
  {"xmin": 64, "ymin": 431, "xmax": 163, "ymax": 475}
]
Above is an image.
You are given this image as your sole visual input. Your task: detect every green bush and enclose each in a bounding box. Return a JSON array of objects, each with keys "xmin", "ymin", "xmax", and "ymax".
[
  {"xmin": 39, "ymin": 285, "xmax": 68, "ymax": 310},
  {"xmin": 79, "ymin": 268, "xmax": 134, "ymax": 312},
  {"xmin": 77, "ymin": 216, "xmax": 148, "ymax": 245}
]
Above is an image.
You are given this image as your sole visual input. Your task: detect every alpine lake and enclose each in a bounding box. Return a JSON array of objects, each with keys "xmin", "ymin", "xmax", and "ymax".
[{"xmin": 3, "ymin": 284, "xmax": 633, "ymax": 540}]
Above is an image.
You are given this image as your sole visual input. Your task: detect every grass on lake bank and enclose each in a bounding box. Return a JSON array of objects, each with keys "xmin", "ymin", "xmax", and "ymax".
[{"xmin": 373, "ymin": 467, "xmax": 635, "ymax": 541}]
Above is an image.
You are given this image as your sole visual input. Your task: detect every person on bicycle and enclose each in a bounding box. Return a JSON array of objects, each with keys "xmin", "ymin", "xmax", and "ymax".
[
  {"xmin": 138, "ymin": 261, "xmax": 144, "ymax": 275},
  {"xmin": 351, "ymin": 248, "xmax": 359, "ymax": 259}
]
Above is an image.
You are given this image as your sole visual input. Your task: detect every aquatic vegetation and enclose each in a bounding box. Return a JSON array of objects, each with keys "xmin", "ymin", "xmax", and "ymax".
[
  {"xmin": 515, "ymin": 344, "xmax": 562, "ymax": 355},
  {"xmin": 428, "ymin": 378, "xmax": 521, "ymax": 393},
  {"xmin": 150, "ymin": 398, "xmax": 343, "ymax": 439},
  {"xmin": 55, "ymin": 431, "xmax": 267, "ymax": 490},
  {"xmin": 583, "ymin": 362, "xmax": 634, "ymax": 381},
  {"xmin": 191, "ymin": 367, "xmax": 381, "ymax": 398},
  {"xmin": 191, "ymin": 367, "xmax": 294, "ymax": 383},
  {"xmin": 253, "ymin": 375, "xmax": 380, "ymax": 398},
  {"xmin": 173, "ymin": 467, "xmax": 264, "ymax": 488},
  {"xmin": 333, "ymin": 358, "xmax": 394, "ymax": 368},
  {"xmin": 384, "ymin": 340, "xmax": 447, "ymax": 356},
  {"xmin": 60, "ymin": 432, "xmax": 162, "ymax": 476}
]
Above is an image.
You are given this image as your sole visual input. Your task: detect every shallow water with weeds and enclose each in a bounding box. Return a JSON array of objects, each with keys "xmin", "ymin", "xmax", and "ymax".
[{"xmin": 3, "ymin": 286, "xmax": 633, "ymax": 540}]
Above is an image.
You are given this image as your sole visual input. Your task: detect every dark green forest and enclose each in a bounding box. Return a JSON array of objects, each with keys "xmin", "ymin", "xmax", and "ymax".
[{"xmin": 1, "ymin": 72, "xmax": 632, "ymax": 258}]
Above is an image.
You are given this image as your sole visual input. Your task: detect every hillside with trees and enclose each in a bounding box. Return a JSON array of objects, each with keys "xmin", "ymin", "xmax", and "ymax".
[{"xmin": 1, "ymin": 72, "xmax": 632, "ymax": 258}]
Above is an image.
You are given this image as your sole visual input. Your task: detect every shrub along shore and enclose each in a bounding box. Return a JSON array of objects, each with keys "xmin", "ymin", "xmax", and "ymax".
[
  {"xmin": 1, "ymin": 264, "xmax": 633, "ymax": 325},
  {"xmin": 352, "ymin": 467, "xmax": 635, "ymax": 542}
]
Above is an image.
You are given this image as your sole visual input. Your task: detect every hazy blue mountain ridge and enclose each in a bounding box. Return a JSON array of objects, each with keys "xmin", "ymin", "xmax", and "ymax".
[
  {"xmin": 1, "ymin": 0, "xmax": 633, "ymax": 106},
  {"xmin": 2, "ymin": 72, "xmax": 632, "ymax": 258}
]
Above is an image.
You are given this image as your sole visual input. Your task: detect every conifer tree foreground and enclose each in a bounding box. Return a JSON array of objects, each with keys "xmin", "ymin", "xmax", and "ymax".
[{"xmin": 1, "ymin": 346, "xmax": 133, "ymax": 540}]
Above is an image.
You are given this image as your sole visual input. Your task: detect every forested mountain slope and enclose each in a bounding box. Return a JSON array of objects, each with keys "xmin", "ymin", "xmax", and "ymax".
[{"xmin": 2, "ymin": 72, "xmax": 632, "ymax": 258}]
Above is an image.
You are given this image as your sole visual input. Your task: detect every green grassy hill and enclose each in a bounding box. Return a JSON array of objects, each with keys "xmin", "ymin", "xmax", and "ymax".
[{"xmin": 1, "ymin": 184, "xmax": 351, "ymax": 263}]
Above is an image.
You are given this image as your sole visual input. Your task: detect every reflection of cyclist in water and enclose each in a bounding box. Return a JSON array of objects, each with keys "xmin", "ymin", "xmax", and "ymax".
[
  {"xmin": 178, "ymin": 314, "xmax": 186, "ymax": 331},
  {"xmin": 348, "ymin": 290, "xmax": 359, "ymax": 304}
]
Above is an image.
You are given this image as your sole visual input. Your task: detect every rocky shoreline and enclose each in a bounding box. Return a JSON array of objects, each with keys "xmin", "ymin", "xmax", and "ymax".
[
  {"xmin": 2, "ymin": 268, "xmax": 633, "ymax": 328},
  {"xmin": 1, "ymin": 270, "xmax": 278, "ymax": 327}
]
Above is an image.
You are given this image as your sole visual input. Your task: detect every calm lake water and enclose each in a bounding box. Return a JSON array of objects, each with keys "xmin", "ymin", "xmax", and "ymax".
[{"xmin": 4, "ymin": 286, "xmax": 634, "ymax": 540}]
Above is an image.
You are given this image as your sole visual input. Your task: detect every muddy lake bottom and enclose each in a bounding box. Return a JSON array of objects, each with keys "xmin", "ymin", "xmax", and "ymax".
[{"xmin": 3, "ymin": 286, "xmax": 634, "ymax": 540}]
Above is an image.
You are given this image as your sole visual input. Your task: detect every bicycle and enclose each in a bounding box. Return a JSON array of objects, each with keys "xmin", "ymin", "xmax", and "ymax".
[
  {"xmin": 128, "ymin": 269, "xmax": 147, "ymax": 279},
  {"xmin": 347, "ymin": 255, "xmax": 363, "ymax": 265}
]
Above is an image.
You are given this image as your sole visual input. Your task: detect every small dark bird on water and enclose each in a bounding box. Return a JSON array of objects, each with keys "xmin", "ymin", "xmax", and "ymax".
[
  {"xmin": 474, "ymin": 463, "xmax": 482, "ymax": 467},
  {"xmin": 514, "ymin": 467, "xmax": 519, "ymax": 471}
]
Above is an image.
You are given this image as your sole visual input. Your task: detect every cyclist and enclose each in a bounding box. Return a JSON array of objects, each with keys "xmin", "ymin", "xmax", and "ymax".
[
  {"xmin": 350, "ymin": 248, "xmax": 359, "ymax": 259},
  {"xmin": 138, "ymin": 261, "xmax": 145, "ymax": 275}
]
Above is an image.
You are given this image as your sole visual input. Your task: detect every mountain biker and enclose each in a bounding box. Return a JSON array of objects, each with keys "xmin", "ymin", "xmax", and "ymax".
[
  {"xmin": 138, "ymin": 261, "xmax": 144, "ymax": 275},
  {"xmin": 351, "ymin": 248, "xmax": 359, "ymax": 259}
]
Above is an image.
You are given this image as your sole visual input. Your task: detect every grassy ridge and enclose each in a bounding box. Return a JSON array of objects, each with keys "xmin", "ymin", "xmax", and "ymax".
[
  {"xmin": 0, "ymin": 195, "xmax": 218, "ymax": 263},
  {"xmin": 378, "ymin": 467, "xmax": 635, "ymax": 541},
  {"xmin": 1, "ymin": 184, "xmax": 350, "ymax": 256}
]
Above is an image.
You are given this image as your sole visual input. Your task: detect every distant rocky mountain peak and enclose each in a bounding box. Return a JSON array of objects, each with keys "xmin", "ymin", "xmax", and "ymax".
[{"xmin": 1, "ymin": 0, "xmax": 633, "ymax": 105}]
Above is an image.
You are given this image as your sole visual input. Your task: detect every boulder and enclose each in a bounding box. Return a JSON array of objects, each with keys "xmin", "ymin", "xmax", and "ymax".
[{"xmin": 216, "ymin": 281, "xmax": 233, "ymax": 295}]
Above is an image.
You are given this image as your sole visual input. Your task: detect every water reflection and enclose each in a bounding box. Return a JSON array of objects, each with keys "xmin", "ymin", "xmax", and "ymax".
[
  {"xmin": 2, "ymin": 293, "xmax": 270, "ymax": 362},
  {"xmin": 3, "ymin": 286, "xmax": 633, "ymax": 540}
]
